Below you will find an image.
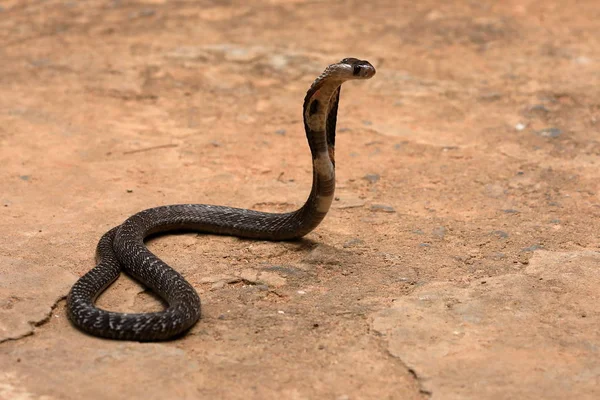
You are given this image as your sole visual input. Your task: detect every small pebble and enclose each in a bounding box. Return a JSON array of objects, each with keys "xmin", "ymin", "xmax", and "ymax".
[
  {"xmin": 501, "ymin": 209, "xmax": 519, "ymax": 214},
  {"xmin": 515, "ymin": 123, "xmax": 526, "ymax": 131},
  {"xmin": 343, "ymin": 238, "xmax": 363, "ymax": 248},
  {"xmin": 535, "ymin": 128, "xmax": 562, "ymax": 138},
  {"xmin": 521, "ymin": 244, "xmax": 543, "ymax": 252},
  {"xmin": 479, "ymin": 92, "xmax": 502, "ymax": 101},
  {"xmin": 275, "ymin": 129, "xmax": 286, "ymax": 135},
  {"xmin": 370, "ymin": 204, "xmax": 395, "ymax": 213},
  {"xmin": 529, "ymin": 104, "xmax": 549, "ymax": 113},
  {"xmin": 363, "ymin": 174, "xmax": 380, "ymax": 183},
  {"xmin": 491, "ymin": 230, "xmax": 509, "ymax": 239},
  {"xmin": 126, "ymin": 189, "xmax": 133, "ymax": 193}
]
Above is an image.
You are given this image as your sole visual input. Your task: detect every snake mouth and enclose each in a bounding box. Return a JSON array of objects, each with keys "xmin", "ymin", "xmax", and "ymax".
[{"xmin": 353, "ymin": 61, "xmax": 376, "ymax": 79}]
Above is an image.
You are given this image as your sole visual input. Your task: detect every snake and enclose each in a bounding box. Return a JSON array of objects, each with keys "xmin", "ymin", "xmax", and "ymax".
[{"xmin": 67, "ymin": 58, "xmax": 376, "ymax": 341}]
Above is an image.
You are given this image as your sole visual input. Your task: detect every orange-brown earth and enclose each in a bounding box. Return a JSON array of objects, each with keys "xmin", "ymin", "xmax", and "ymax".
[{"xmin": 1, "ymin": 1, "xmax": 599, "ymax": 399}]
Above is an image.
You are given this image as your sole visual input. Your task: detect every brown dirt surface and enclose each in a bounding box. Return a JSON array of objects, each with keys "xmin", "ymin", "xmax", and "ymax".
[{"xmin": 1, "ymin": 1, "xmax": 599, "ymax": 399}]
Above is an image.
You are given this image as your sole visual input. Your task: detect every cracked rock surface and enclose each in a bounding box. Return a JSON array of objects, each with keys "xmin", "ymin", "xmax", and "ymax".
[
  {"xmin": 1, "ymin": 0, "xmax": 599, "ymax": 399},
  {"xmin": 0, "ymin": 257, "xmax": 74, "ymax": 343},
  {"xmin": 372, "ymin": 251, "xmax": 600, "ymax": 399}
]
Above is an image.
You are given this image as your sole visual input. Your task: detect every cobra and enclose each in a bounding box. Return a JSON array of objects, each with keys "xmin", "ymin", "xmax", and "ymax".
[{"xmin": 67, "ymin": 58, "xmax": 376, "ymax": 341}]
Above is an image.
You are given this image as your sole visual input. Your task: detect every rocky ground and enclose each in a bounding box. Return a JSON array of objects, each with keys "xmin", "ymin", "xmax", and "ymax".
[{"xmin": 1, "ymin": 1, "xmax": 599, "ymax": 399}]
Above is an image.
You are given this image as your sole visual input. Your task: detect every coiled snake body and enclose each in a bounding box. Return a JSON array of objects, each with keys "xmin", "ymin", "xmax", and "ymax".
[{"xmin": 67, "ymin": 58, "xmax": 376, "ymax": 341}]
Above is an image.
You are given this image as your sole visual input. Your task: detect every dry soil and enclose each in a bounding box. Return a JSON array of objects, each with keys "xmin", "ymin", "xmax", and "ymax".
[{"xmin": 1, "ymin": 1, "xmax": 599, "ymax": 399}]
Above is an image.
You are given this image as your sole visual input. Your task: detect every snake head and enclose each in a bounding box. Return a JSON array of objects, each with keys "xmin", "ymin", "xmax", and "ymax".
[{"xmin": 337, "ymin": 58, "xmax": 376, "ymax": 80}]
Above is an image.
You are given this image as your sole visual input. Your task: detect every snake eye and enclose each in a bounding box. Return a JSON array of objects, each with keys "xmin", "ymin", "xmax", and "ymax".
[{"xmin": 353, "ymin": 64, "xmax": 362, "ymax": 76}]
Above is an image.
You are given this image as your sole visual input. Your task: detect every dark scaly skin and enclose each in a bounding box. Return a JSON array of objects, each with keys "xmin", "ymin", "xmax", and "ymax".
[{"xmin": 67, "ymin": 58, "xmax": 376, "ymax": 341}]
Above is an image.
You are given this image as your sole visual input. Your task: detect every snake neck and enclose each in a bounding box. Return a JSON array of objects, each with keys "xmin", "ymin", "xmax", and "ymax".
[{"xmin": 290, "ymin": 77, "xmax": 343, "ymax": 236}]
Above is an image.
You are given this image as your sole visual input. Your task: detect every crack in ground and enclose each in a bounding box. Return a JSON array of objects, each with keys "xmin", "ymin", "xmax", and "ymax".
[
  {"xmin": 408, "ymin": 368, "xmax": 433, "ymax": 398},
  {"xmin": 0, "ymin": 295, "xmax": 67, "ymax": 345},
  {"xmin": 369, "ymin": 326, "xmax": 432, "ymax": 398}
]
